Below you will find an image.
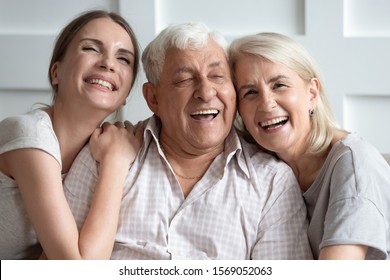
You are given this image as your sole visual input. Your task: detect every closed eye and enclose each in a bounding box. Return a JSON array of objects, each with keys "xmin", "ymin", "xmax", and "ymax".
[
  {"xmin": 82, "ymin": 46, "xmax": 98, "ymax": 52},
  {"xmin": 240, "ymin": 89, "xmax": 258, "ymax": 99},
  {"xmin": 210, "ymin": 75, "xmax": 226, "ymax": 83},
  {"xmin": 175, "ymin": 78, "xmax": 194, "ymax": 86},
  {"xmin": 273, "ymin": 83, "xmax": 287, "ymax": 89},
  {"xmin": 118, "ymin": 57, "xmax": 131, "ymax": 65}
]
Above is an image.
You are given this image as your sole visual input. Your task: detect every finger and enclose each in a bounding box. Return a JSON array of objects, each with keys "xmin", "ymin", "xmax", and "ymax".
[
  {"xmin": 114, "ymin": 121, "xmax": 124, "ymax": 128},
  {"xmin": 133, "ymin": 122, "xmax": 144, "ymax": 142},
  {"xmin": 124, "ymin": 120, "xmax": 133, "ymax": 127},
  {"xmin": 124, "ymin": 120, "xmax": 135, "ymax": 134},
  {"xmin": 90, "ymin": 127, "xmax": 103, "ymax": 141},
  {"xmin": 101, "ymin": 121, "xmax": 112, "ymax": 130},
  {"xmin": 134, "ymin": 121, "xmax": 144, "ymax": 132}
]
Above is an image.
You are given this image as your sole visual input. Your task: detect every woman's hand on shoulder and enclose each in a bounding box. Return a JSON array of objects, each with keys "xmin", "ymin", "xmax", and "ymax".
[{"xmin": 89, "ymin": 120, "xmax": 144, "ymax": 169}]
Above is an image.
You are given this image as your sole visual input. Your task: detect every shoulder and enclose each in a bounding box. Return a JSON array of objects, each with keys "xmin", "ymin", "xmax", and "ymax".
[
  {"xmin": 240, "ymin": 137, "xmax": 293, "ymax": 174},
  {"xmin": 68, "ymin": 144, "xmax": 97, "ymax": 175},
  {"xmin": 0, "ymin": 110, "xmax": 60, "ymax": 163},
  {"xmin": 332, "ymin": 133, "xmax": 389, "ymax": 170},
  {"xmin": 64, "ymin": 144, "xmax": 99, "ymax": 192},
  {"xmin": 1, "ymin": 109, "xmax": 50, "ymax": 129},
  {"xmin": 0, "ymin": 109, "xmax": 53, "ymax": 141},
  {"xmin": 326, "ymin": 133, "xmax": 390, "ymax": 196},
  {"xmin": 239, "ymin": 136, "xmax": 298, "ymax": 190}
]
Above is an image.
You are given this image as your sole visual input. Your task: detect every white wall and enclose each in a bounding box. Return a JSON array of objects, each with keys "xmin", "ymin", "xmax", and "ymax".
[{"xmin": 1, "ymin": 0, "xmax": 390, "ymax": 153}]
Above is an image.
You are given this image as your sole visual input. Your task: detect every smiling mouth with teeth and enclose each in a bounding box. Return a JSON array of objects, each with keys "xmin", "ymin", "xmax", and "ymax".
[
  {"xmin": 87, "ymin": 78, "xmax": 115, "ymax": 91},
  {"xmin": 260, "ymin": 116, "xmax": 289, "ymax": 130},
  {"xmin": 190, "ymin": 109, "xmax": 220, "ymax": 120}
]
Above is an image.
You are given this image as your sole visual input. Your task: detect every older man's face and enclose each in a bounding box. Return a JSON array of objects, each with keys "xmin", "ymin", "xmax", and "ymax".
[{"xmin": 154, "ymin": 39, "xmax": 236, "ymax": 153}]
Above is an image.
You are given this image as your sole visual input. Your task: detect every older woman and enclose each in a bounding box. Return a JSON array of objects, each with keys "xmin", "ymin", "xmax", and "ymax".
[{"xmin": 229, "ymin": 32, "xmax": 390, "ymax": 259}]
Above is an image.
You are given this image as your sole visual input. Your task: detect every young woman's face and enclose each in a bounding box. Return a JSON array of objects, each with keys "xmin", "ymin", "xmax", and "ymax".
[
  {"xmin": 51, "ymin": 18, "xmax": 135, "ymax": 113},
  {"xmin": 234, "ymin": 55, "xmax": 318, "ymax": 156}
]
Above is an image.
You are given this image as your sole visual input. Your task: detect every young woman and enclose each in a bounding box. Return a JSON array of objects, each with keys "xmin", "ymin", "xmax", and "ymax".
[
  {"xmin": 229, "ymin": 32, "xmax": 390, "ymax": 259},
  {"xmin": 0, "ymin": 10, "xmax": 142, "ymax": 259}
]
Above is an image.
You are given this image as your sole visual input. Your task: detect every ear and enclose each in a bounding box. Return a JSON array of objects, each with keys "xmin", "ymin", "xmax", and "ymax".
[
  {"xmin": 308, "ymin": 77, "xmax": 320, "ymax": 109},
  {"xmin": 50, "ymin": 62, "xmax": 59, "ymax": 86},
  {"xmin": 143, "ymin": 82, "xmax": 159, "ymax": 115}
]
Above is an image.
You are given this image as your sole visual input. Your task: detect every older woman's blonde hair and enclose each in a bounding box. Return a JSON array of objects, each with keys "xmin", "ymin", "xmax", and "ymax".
[{"xmin": 229, "ymin": 32, "xmax": 342, "ymax": 155}]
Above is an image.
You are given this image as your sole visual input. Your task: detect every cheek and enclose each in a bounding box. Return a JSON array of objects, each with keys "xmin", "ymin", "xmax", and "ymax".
[
  {"xmin": 125, "ymin": 67, "xmax": 135, "ymax": 82},
  {"xmin": 159, "ymin": 96, "xmax": 180, "ymax": 115},
  {"xmin": 219, "ymin": 84, "xmax": 236, "ymax": 103},
  {"xmin": 55, "ymin": 64, "xmax": 74, "ymax": 87},
  {"xmin": 238, "ymin": 101, "xmax": 253, "ymax": 120},
  {"xmin": 120, "ymin": 67, "xmax": 133, "ymax": 82},
  {"xmin": 119, "ymin": 70, "xmax": 134, "ymax": 94},
  {"xmin": 226, "ymin": 94, "xmax": 237, "ymax": 115},
  {"xmin": 290, "ymin": 109, "xmax": 310, "ymax": 132}
]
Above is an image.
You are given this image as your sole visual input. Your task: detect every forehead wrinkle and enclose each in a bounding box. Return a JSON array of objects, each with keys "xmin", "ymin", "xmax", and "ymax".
[
  {"xmin": 209, "ymin": 60, "xmax": 223, "ymax": 68},
  {"xmin": 268, "ymin": 74, "xmax": 289, "ymax": 83},
  {"xmin": 237, "ymin": 83, "xmax": 256, "ymax": 93},
  {"xmin": 176, "ymin": 61, "xmax": 222, "ymax": 73},
  {"xmin": 237, "ymin": 74, "xmax": 290, "ymax": 93},
  {"xmin": 172, "ymin": 57, "xmax": 227, "ymax": 79}
]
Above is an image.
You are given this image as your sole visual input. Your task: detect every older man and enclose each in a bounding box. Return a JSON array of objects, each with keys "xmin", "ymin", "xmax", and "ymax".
[{"xmin": 64, "ymin": 22, "xmax": 312, "ymax": 259}]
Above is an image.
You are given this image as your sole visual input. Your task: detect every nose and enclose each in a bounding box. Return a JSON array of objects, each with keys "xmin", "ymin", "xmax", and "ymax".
[
  {"xmin": 193, "ymin": 79, "xmax": 216, "ymax": 102},
  {"xmin": 258, "ymin": 90, "xmax": 277, "ymax": 112},
  {"xmin": 98, "ymin": 54, "xmax": 116, "ymax": 72}
]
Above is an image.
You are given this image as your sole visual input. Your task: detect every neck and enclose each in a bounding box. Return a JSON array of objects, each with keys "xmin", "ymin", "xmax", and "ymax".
[
  {"xmin": 280, "ymin": 149, "xmax": 328, "ymax": 192},
  {"xmin": 159, "ymin": 136, "xmax": 223, "ymax": 197},
  {"xmin": 281, "ymin": 129, "xmax": 347, "ymax": 191},
  {"xmin": 160, "ymin": 141, "xmax": 215, "ymax": 177},
  {"xmin": 46, "ymin": 103, "xmax": 108, "ymax": 173}
]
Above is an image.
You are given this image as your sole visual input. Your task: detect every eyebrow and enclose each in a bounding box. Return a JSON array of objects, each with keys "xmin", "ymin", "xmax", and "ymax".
[
  {"xmin": 237, "ymin": 83, "xmax": 256, "ymax": 93},
  {"xmin": 80, "ymin": 38, "xmax": 134, "ymax": 57},
  {"xmin": 237, "ymin": 75, "xmax": 290, "ymax": 93},
  {"xmin": 175, "ymin": 61, "xmax": 226, "ymax": 74},
  {"xmin": 176, "ymin": 66, "xmax": 195, "ymax": 75}
]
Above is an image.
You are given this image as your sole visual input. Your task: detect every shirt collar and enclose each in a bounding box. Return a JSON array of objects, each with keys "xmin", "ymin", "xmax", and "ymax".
[{"xmin": 141, "ymin": 115, "xmax": 250, "ymax": 178}]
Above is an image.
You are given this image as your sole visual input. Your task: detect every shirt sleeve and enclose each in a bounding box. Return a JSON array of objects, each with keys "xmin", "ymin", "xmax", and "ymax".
[
  {"xmin": 321, "ymin": 151, "xmax": 388, "ymax": 259},
  {"xmin": 251, "ymin": 166, "xmax": 313, "ymax": 260},
  {"xmin": 0, "ymin": 111, "xmax": 61, "ymax": 167},
  {"xmin": 63, "ymin": 144, "xmax": 99, "ymax": 230}
]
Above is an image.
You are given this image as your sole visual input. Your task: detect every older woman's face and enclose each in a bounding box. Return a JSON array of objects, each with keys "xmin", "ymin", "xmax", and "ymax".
[{"xmin": 234, "ymin": 55, "xmax": 318, "ymax": 157}]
